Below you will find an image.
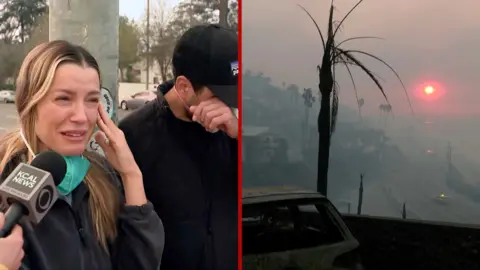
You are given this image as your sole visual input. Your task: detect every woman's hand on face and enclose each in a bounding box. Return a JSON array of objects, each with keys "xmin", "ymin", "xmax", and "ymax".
[{"xmin": 95, "ymin": 104, "xmax": 140, "ymax": 178}]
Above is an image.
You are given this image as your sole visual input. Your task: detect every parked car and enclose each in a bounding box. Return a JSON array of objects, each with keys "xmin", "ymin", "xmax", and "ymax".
[
  {"xmin": 120, "ymin": 91, "xmax": 157, "ymax": 110},
  {"xmin": 0, "ymin": 90, "xmax": 15, "ymax": 103},
  {"xmin": 242, "ymin": 186, "xmax": 363, "ymax": 270}
]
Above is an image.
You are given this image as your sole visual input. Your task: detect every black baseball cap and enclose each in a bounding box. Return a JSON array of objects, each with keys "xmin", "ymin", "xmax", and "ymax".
[{"xmin": 172, "ymin": 24, "xmax": 238, "ymax": 108}]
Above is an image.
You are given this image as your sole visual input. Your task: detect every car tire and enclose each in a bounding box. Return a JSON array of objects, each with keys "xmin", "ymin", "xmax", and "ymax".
[{"xmin": 121, "ymin": 101, "xmax": 128, "ymax": 110}]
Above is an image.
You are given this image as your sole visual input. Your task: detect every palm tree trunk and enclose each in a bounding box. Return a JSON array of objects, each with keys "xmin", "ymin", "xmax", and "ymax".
[
  {"xmin": 317, "ymin": 64, "xmax": 334, "ymax": 196},
  {"xmin": 302, "ymin": 107, "xmax": 307, "ymax": 149},
  {"xmin": 305, "ymin": 109, "xmax": 310, "ymax": 149},
  {"xmin": 317, "ymin": 90, "xmax": 331, "ymax": 196}
]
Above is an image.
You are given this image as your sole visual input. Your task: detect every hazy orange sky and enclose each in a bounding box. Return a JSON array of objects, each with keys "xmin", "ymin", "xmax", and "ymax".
[{"xmin": 242, "ymin": 0, "xmax": 480, "ymax": 116}]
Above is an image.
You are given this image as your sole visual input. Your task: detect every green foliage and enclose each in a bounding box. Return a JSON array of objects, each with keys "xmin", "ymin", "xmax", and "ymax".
[
  {"xmin": 24, "ymin": 13, "xmax": 48, "ymax": 50},
  {"xmin": 0, "ymin": 0, "xmax": 239, "ymax": 84},
  {"xmin": 297, "ymin": 0, "xmax": 413, "ymax": 195},
  {"xmin": 125, "ymin": 66, "xmax": 140, "ymax": 83},
  {"xmin": 0, "ymin": 0, "xmax": 48, "ymax": 83},
  {"xmin": 0, "ymin": 41, "xmax": 24, "ymax": 83},
  {"xmin": 0, "ymin": 10, "xmax": 48, "ymax": 83},
  {"xmin": 0, "ymin": 83, "xmax": 15, "ymax": 90},
  {"xmin": 167, "ymin": 1, "xmax": 217, "ymax": 37},
  {"xmin": 0, "ymin": 0, "xmax": 47, "ymax": 43},
  {"xmin": 228, "ymin": 0, "xmax": 238, "ymax": 32},
  {"xmin": 119, "ymin": 15, "xmax": 141, "ymax": 79},
  {"xmin": 142, "ymin": 0, "xmax": 238, "ymax": 82},
  {"xmin": 198, "ymin": 0, "xmax": 237, "ymax": 31}
]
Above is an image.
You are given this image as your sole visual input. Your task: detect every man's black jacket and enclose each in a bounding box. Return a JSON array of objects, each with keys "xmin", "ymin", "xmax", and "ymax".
[{"xmin": 119, "ymin": 97, "xmax": 238, "ymax": 270}]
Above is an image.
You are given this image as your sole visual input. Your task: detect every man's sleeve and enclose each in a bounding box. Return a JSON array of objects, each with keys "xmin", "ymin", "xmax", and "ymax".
[
  {"xmin": 229, "ymin": 138, "xmax": 238, "ymax": 183},
  {"xmin": 119, "ymin": 118, "xmax": 137, "ymax": 158}
]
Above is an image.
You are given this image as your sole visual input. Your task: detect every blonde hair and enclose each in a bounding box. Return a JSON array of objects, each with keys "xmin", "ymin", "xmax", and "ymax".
[{"xmin": 0, "ymin": 40, "xmax": 120, "ymax": 249}]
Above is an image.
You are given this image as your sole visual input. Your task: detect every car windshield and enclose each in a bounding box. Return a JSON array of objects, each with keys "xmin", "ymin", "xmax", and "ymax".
[{"xmin": 243, "ymin": 0, "xmax": 480, "ymax": 226}]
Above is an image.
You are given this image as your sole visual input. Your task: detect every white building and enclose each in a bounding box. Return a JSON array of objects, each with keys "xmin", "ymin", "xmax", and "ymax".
[{"xmin": 130, "ymin": 59, "xmax": 172, "ymax": 86}]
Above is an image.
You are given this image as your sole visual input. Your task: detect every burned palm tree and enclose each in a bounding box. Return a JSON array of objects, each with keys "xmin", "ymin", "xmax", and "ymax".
[
  {"xmin": 379, "ymin": 103, "xmax": 393, "ymax": 127},
  {"xmin": 298, "ymin": 0, "xmax": 413, "ymax": 196},
  {"xmin": 357, "ymin": 98, "xmax": 365, "ymax": 119}
]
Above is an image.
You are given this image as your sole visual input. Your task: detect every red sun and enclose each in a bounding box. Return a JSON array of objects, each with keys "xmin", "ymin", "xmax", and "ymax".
[
  {"xmin": 414, "ymin": 81, "xmax": 445, "ymax": 103},
  {"xmin": 424, "ymin": 85, "xmax": 435, "ymax": 95}
]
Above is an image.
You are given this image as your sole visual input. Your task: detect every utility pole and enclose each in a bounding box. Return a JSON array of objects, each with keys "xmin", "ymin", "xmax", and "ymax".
[
  {"xmin": 145, "ymin": 0, "xmax": 150, "ymax": 91},
  {"xmin": 49, "ymin": 0, "xmax": 119, "ymax": 123}
]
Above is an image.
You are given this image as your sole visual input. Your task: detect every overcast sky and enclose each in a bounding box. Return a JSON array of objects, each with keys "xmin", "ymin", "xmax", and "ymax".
[
  {"xmin": 242, "ymin": 0, "xmax": 480, "ymax": 116},
  {"xmin": 120, "ymin": 0, "xmax": 181, "ymax": 20}
]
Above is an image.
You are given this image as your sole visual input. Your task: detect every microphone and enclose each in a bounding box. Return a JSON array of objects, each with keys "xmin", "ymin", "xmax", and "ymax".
[{"xmin": 0, "ymin": 151, "xmax": 66, "ymax": 237}]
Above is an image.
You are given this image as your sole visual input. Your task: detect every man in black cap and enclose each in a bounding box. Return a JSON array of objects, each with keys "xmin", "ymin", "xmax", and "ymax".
[{"xmin": 119, "ymin": 24, "xmax": 238, "ymax": 270}]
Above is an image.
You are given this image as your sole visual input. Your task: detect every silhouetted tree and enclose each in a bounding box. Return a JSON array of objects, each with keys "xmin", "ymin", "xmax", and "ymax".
[
  {"xmin": 298, "ymin": 0, "xmax": 413, "ymax": 196},
  {"xmin": 242, "ymin": 71, "xmax": 408, "ymax": 194},
  {"xmin": 379, "ymin": 103, "xmax": 393, "ymax": 127},
  {"xmin": 0, "ymin": 0, "xmax": 47, "ymax": 43},
  {"xmin": 119, "ymin": 16, "xmax": 141, "ymax": 82},
  {"xmin": 302, "ymin": 88, "xmax": 315, "ymax": 148}
]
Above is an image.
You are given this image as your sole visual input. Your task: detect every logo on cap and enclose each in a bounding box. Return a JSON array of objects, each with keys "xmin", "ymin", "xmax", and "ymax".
[{"xmin": 231, "ymin": 61, "xmax": 239, "ymax": 77}]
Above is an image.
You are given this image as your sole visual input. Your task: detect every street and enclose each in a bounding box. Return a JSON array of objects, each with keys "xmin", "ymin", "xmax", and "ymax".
[
  {"xmin": 0, "ymin": 104, "xmax": 18, "ymax": 137},
  {"xmin": 0, "ymin": 103, "xmax": 131, "ymax": 138}
]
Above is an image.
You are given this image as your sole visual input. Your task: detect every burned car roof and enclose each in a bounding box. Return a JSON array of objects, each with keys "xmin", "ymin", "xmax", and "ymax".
[{"xmin": 242, "ymin": 186, "xmax": 326, "ymax": 204}]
